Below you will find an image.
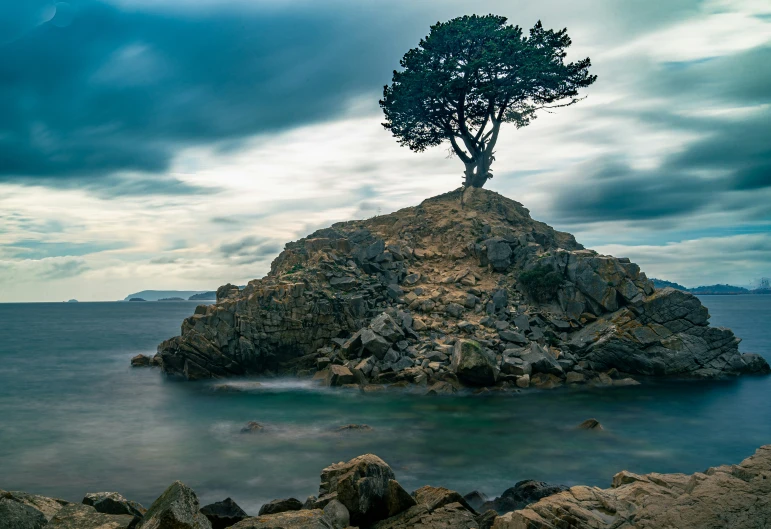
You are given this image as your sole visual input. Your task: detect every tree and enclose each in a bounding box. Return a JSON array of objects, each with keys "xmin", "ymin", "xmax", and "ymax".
[{"xmin": 380, "ymin": 15, "xmax": 596, "ymax": 188}]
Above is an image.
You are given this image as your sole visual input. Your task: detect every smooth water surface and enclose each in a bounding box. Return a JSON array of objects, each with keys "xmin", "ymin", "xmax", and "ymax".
[{"xmin": 0, "ymin": 297, "xmax": 769, "ymax": 513}]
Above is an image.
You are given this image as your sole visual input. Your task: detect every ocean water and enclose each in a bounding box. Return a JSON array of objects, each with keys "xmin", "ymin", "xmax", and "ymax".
[{"xmin": 0, "ymin": 297, "xmax": 769, "ymax": 514}]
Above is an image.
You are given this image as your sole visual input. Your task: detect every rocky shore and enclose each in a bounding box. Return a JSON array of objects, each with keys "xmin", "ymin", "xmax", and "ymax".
[
  {"xmin": 144, "ymin": 187, "xmax": 768, "ymax": 391},
  {"xmin": 3, "ymin": 445, "xmax": 769, "ymax": 528}
]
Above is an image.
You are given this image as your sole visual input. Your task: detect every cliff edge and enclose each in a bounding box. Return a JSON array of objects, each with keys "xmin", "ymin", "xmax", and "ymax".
[{"xmin": 156, "ymin": 187, "xmax": 769, "ymax": 387}]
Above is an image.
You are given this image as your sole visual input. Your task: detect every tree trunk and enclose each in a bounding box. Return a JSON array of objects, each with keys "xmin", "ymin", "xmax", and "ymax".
[{"xmin": 464, "ymin": 155, "xmax": 491, "ymax": 188}]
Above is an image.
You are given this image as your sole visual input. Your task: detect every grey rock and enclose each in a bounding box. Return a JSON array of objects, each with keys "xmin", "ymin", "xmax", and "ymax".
[
  {"xmin": 498, "ymin": 330, "xmax": 527, "ymax": 345},
  {"xmin": 461, "ymin": 492, "xmax": 488, "ymax": 512},
  {"xmin": 513, "ymin": 314, "xmax": 530, "ymax": 333},
  {"xmin": 48, "ymin": 503, "xmax": 136, "ymax": 529},
  {"xmin": 0, "ymin": 498, "xmax": 47, "ymax": 529},
  {"xmin": 231, "ymin": 510, "xmax": 333, "ymax": 528},
  {"xmin": 258, "ymin": 498, "xmax": 303, "ymax": 516},
  {"xmin": 479, "ymin": 480, "xmax": 568, "ymax": 514},
  {"xmin": 329, "ymin": 277, "xmax": 357, "ymax": 291},
  {"xmin": 519, "ymin": 343, "xmax": 563, "ymax": 376},
  {"xmin": 138, "ymin": 481, "xmax": 211, "ymax": 529},
  {"xmin": 446, "ymin": 303, "xmax": 465, "ymax": 318},
  {"xmin": 413, "ymin": 486, "xmax": 476, "ymax": 513},
  {"xmin": 83, "ymin": 492, "xmax": 145, "ymax": 518},
  {"xmin": 322, "ymin": 500, "xmax": 349, "ymax": 529},
  {"xmin": 361, "ymin": 330, "xmax": 391, "ymax": 359},
  {"xmin": 370, "ymin": 313, "xmax": 405, "ymax": 343},
  {"xmin": 200, "ymin": 498, "xmax": 248, "ymax": 529},
  {"xmin": 451, "ymin": 340, "xmax": 498, "ymax": 386},
  {"xmin": 485, "ymin": 238, "xmax": 512, "ymax": 272}
]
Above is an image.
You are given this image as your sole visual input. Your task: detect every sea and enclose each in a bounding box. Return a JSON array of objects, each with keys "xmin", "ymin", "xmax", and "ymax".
[{"xmin": 0, "ymin": 296, "xmax": 769, "ymax": 514}]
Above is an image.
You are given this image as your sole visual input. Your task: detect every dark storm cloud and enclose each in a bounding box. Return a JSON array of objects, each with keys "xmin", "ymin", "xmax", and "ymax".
[{"xmin": 0, "ymin": 0, "xmax": 423, "ymax": 193}]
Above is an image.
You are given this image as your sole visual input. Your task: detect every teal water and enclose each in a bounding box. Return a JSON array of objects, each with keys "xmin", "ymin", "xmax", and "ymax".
[{"xmin": 0, "ymin": 297, "xmax": 769, "ymax": 514}]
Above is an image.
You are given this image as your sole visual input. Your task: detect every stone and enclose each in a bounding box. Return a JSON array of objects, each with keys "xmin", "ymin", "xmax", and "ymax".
[
  {"xmin": 47, "ymin": 503, "xmax": 136, "ymax": 529},
  {"xmin": 480, "ymin": 481, "xmax": 568, "ymax": 514},
  {"xmin": 519, "ymin": 344, "xmax": 563, "ymax": 376},
  {"xmin": 130, "ymin": 354, "xmax": 151, "ymax": 367},
  {"xmin": 426, "ymin": 381, "xmax": 457, "ymax": 395},
  {"xmin": 475, "ymin": 510, "xmax": 497, "ymax": 529},
  {"xmin": 329, "ymin": 276, "xmax": 357, "ymax": 291},
  {"xmin": 485, "ymin": 238, "xmax": 512, "ymax": 272},
  {"xmin": 322, "ymin": 499, "xmax": 349, "ymax": 529},
  {"xmin": 0, "ymin": 490, "xmax": 69, "ymax": 521},
  {"xmin": 230, "ymin": 510, "xmax": 333, "ymax": 529},
  {"xmin": 461, "ymin": 492, "xmax": 488, "ymax": 512},
  {"xmin": 258, "ymin": 498, "xmax": 303, "ymax": 516},
  {"xmin": 82, "ymin": 492, "xmax": 146, "ymax": 518},
  {"xmin": 515, "ymin": 374, "xmax": 530, "ymax": 388},
  {"xmin": 200, "ymin": 498, "xmax": 248, "ymax": 529},
  {"xmin": 498, "ymin": 330, "xmax": 527, "ymax": 345},
  {"xmin": 413, "ymin": 486, "xmax": 476, "ymax": 513},
  {"xmin": 512, "ymin": 314, "xmax": 530, "ymax": 333},
  {"xmin": 0, "ymin": 497, "xmax": 47, "ymax": 529},
  {"xmin": 451, "ymin": 340, "xmax": 498, "ymax": 386},
  {"xmin": 361, "ymin": 329, "xmax": 391, "ymax": 359},
  {"xmin": 446, "ymin": 303, "xmax": 465, "ymax": 318},
  {"xmin": 492, "ymin": 445, "xmax": 771, "ymax": 529},
  {"xmin": 325, "ymin": 365, "xmax": 355, "ymax": 387},
  {"xmin": 565, "ymin": 372, "xmax": 586, "ymax": 384},
  {"xmin": 372, "ymin": 502, "xmax": 478, "ymax": 529},
  {"xmin": 500, "ymin": 357, "xmax": 531, "ymax": 376},
  {"xmin": 240, "ymin": 421, "xmax": 264, "ymax": 433},
  {"xmin": 137, "ymin": 481, "xmax": 211, "ymax": 529},
  {"xmin": 336, "ymin": 424, "xmax": 373, "ymax": 432},
  {"xmin": 530, "ymin": 373, "xmax": 562, "ymax": 389},
  {"xmin": 318, "ymin": 454, "xmax": 414, "ymax": 527},
  {"xmin": 577, "ymin": 418, "xmax": 603, "ymax": 430}
]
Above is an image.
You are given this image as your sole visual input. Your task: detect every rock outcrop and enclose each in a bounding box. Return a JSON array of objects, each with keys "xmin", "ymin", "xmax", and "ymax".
[
  {"xmin": 82, "ymin": 492, "xmax": 146, "ymax": 518},
  {"xmin": 200, "ymin": 498, "xmax": 247, "ymax": 529},
  {"xmin": 154, "ymin": 187, "xmax": 768, "ymax": 387},
  {"xmin": 137, "ymin": 481, "xmax": 211, "ymax": 529},
  {"xmin": 493, "ymin": 445, "xmax": 771, "ymax": 529}
]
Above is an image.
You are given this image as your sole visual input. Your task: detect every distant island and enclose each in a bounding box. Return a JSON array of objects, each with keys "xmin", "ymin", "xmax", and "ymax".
[
  {"xmin": 122, "ymin": 290, "xmax": 212, "ymax": 302},
  {"xmin": 188, "ymin": 291, "xmax": 217, "ymax": 300},
  {"xmin": 66, "ymin": 299, "xmax": 78, "ymax": 303},
  {"xmin": 128, "ymin": 297, "xmax": 146, "ymax": 302},
  {"xmin": 651, "ymin": 278, "xmax": 770, "ymax": 295},
  {"xmin": 158, "ymin": 297, "xmax": 185, "ymax": 301}
]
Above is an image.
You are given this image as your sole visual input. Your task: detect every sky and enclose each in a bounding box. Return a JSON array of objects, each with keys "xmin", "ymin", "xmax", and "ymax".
[{"xmin": 0, "ymin": 0, "xmax": 769, "ymax": 301}]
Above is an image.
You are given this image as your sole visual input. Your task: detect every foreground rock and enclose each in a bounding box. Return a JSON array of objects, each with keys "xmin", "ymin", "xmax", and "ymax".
[
  {"xmin": 478, "ymin": 481, "xmax": 568, "ymax": 514},
  {"xmin": 231, "ymin": 510, "xmax": 333, "ymax": 528},
  {"xmin": 0, "ymin": 497, "xmax": 47, "ymax": 529},
  {"xmin": 258, "ymin": 498, "xmax": 303, "ymax": 516},
  {"xmin": 82, "ymin": 492, "xmax": 146, "ymax": 518},
  {"xmin": 200, "ymin": 498, "xmax": 248, "ymax": 529},
  {"xmin": 155, "ymin": 187, "xmax": 768, "ymax": 387},
  {"xmin": 0, "ymin": 490, "xmax": 70, "ymax": 521},
  {"xmin": 48, "ymin": 503, "xmax": 136, "ymax": 529},
  {"xmin": 493, "ymin": 444, "xmax": 771, "ymax": 529},
  {"xmin": 138, "ymin": 481, "xmax": 211, "ymax": 529}
]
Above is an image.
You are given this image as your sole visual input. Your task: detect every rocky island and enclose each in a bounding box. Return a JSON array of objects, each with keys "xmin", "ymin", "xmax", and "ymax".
[
  {"xmin": 3, "ymin": 444, "xmax": 769, "ymax": 528},
  {"xmin": 151, "ymin": 188, "xmax": 769, "ymax": 390}
]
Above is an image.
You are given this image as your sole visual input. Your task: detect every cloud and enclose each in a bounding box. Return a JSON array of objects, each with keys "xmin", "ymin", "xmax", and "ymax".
[
  {"xmin": 219, "ymin": 236, "xmax": 282, "ymax": 265},
  {"xmin": 38, "ymin": 259, "xmax": 91, "ymax": 279},
  {"xmin": 2, "ymin": 239, "xmax": 125, "ymax": 259}
]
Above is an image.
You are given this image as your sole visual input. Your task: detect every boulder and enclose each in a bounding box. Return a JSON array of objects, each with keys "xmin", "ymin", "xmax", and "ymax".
[
  {"xmin": 200, "ymin": 498, "xmax": 247, "ymax": 529},
  {"xmin": 370, "ymin": 314, "xmax": 405, "ymax": 343},
  {"xmin": 82, "ymin": 492, "xmax": 146, "ymax": 518},
  {"xmin": 425, "ymin": 381, "xmax": 457, "ymax": 395},
  {"xmin": 258, "ymin": 498, "xmax": 303, "ymax": 516},
  {"xmin": 325, "ymin": 365, "xmax": 355, "ymax": 387},
  {"xmin": 451, "ymin": 340, "xmax": 498, "ymax": 386},
  {"xmin": 519, "ymin": 344, "xmax": 563, "ymax": 377},
  {"xmin": 0, "ymin": 490, "xmax": 69, "ymax": 521},
  {"xmin": 372, "ymin": 502, "xmax": 478, "ymax": 529},
  {"xmin": 577, "ymin": 418, "xmax": 603, "ymax": 430},
  {"xmin": 475, "ymin": 510, "xmax": 497, "ymax": 529},
  {"xmin": 130, "ymin": 354, "xmax": 151, "ymax": 367},
  {"xmin": 318, "ymin": 454, "xmax": 415, "ymax": 527},
  {"xmin": 322, "ymin": 499, "xmax": 349, "ymax": 529},
  {"xmin": 138, "ymin": 481, "xmax": 211, "ymax": 529},
  {"xmin": 47, "ymin": 503, "xmax": 136, "ymax": 529},
  {"xmin": 0, "ymin": 498, "xmax": 47, "ymax": 529},
  {"xmin": 480, "ymin": 480, "xmax": 568, "ymax": 514},
  {"xmin": 231, "ymin": 510, "xmax": 333, "ymax": 528},
  {"xmin": 413, "ymin": 486, "xmax": 476, "ymax": 513},
  {"xmin": 361, "ymin": 330, "xmax": 391, "ymax": 360},
  {"xmin": 498, "ymin": 330, "xmax": 527, "ymax": 345},
  {"xmin": 240, "ymin": 421, "xmax": 264, "ymax": 433},
  {"xmin": 485, "ymin": 238, "xmax": 512, "ymax": 272},
  {"xmin": 461, "ymin": 492, "xmax": 488, "ymax": 512}
]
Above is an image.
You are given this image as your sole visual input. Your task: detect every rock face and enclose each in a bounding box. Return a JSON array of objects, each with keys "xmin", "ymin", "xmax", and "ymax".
[
  {"xmin": 493, "ymin": 444, "xmax": 771, "ymax": 529},
  {"xmin": 200, "ymin": 498, "xmax": 248, "ymax": 529},
  {"xmin": 138, "ymin": 481, "xmax": 211, "ymax": 529},
  {"xmin": 258, "ymin": 498, "xmax": 303, "ymax": 516},
  {"xmin": 0, "ymin": 490, "xmax": 70, "ymax": 521},
  {"xmin": 478, "ymin": 481, "xmax": 568, "ymax": 514},
  {"xmin": 47, "ymin": 503, "xmax": 136, "ymax": 529},
  {"xmin": 0, "ymin": 497, "xmax": 48, "ymax": 529},
  {"xmin": 153, "ymin": 187, "xmax": 767, "ymax": 385}
]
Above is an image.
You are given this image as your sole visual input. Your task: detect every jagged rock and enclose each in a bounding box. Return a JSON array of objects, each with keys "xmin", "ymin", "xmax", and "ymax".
[
  {"xmin": 240, "ymin": 421, "xmax": 264, "ymax": 433},
  {"xmin": 0, "ymin": 490, "xmax": 69, "ymax": 521},
  {"xmin": 329, "ymin": 276, "xmax": 357, "ymax": 290},
  {"xmin": 370, "ymin": 313, "xmax": 405, "ymax": 342},
  {"xmin": 318, "ymin": 454, "xmax": 415, "ymax": 527},
  {"xmin": 451, "ymin": 340, "xmax": 498, "ymax": 386},
  {"xmin": 498, "ymin": 330, "xmax": 527, "ymax": 345},
  {"xmin": 138, "ymin": 481, "xmax": 211, "ymax": 529},
  {"xmin": 130, "ymin": 354, "xmax": 151, "ymax": 367},
  {"xmin": 200, "ymin": 498, "xmax": 248, "ymax": 529},
  {"xmin": 231, "ymin": 510, "xmax": 333, "ymax": 528},
  {"xmin": 0, "ymin": 498, "xmax": 47, "ymax": 529},
  {"xmin": 485, "ymin": 239, "xmax": 512, "ymax": 272},
  {"xmin": 258, "ymin": 498, "xmax": 303, "ymax": 516},
  {"xmin": 475, "ymin": 510, "xmax": 497, "ymax": 529},
  {"xmin": 493, "ymin": 445, "xmax": 771, "ymax": 529},
  {"xmin": 519, "ymin": 344, "xmax": 563, "ymax": 376},
  {"xmin": 426, "ymin": 381, "xmax": 457, "ymax": 395},
  {"xmin": 47, "ymin": 503, "xmax": 136, "ymax": 529},
  {"xmin": 83, "ymin": 492, "xmax": 145, "ymax": 518},
  {"xmin": 322, "ymin": 499, "xmax": 349, "ymax": 529},
  {"xmin": 361, "ymin": 330, "xmax": 391, "ymax": 360},
  {"xmin": 480, "ymin": 481, "xmax": 568, "ymax": 514},
  {"xmin": 461, "ymin": 492, "xmax": 488, "ymax": 512},
  {"xmin": 325, "ymin": 365, "xmax": 355, "ymax": 386}
]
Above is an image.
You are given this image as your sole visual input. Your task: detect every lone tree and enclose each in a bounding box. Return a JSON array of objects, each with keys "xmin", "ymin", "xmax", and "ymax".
[{"xmin": 380, "ymin": 15, "xmax": 596, "ymax": 188}]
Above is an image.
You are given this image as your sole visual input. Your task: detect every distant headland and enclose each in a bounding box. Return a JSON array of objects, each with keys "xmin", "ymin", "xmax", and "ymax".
[{"xmin": 651, "ymin": 278, "xmax": 771, "ymax": 295}]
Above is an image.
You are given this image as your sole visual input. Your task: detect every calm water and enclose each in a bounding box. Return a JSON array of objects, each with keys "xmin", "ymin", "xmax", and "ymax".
[{"xmin": 0, "ymin": 297, "xmax": 769, "ymax": 514}]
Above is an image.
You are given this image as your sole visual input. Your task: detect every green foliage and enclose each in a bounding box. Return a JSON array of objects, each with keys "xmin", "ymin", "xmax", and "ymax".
[
  {"xmin": 519, "ymin": 264, "xmax": 563, "ymax": 302},
  {"xmin": 380, "ymin": 15, "xmax": 596, "ymax": 188}
]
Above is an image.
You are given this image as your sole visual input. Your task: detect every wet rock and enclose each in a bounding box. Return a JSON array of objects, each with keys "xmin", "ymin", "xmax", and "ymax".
[
  {"xmin": 480, "ymin": 480, "xmax": 568, "ymax": 514},
  {"xmin": 426, "ymin": 381, "xmax": 457, "ymax": 395},
  {"xmin": 0, "ymin": 498, "xmax": 47, "ymax": 529},
  {"xmin": 515, "ymin": 374, "xmax": 530, "ymax": 388},
  {"xmin": 231, "ymin": 510, "xmax": 333, "ymax": 528},
  {"xmin": 240, "ymin": 421, "xmax": 264, "ymax": 433},
  {"xmin": 138, "ymin": 481, "xmax": 211, "ymax": 529},
  {"xmin": 462, "ymin": 492, "xmax": 488, "ymax": 512},
  {"xmin": 258, "ymin": 498, "xmax": 303, "ymax": 516},
  {"xmin": 577, "ymin": 418, "xmax": 603, "ymax": 430},
  {"xmin": 413, "ymin": 486, "xmax": 476, "ymax": 513},
  {"xmin": 200, "ymin": 498, "xmax": 248, "ymax": 529},
  {"xmin": 130, "ymin": 354, "xmax": 151, "ymax": 367},
  {"xmin": 82, "ymin": 492, "xmax": 145, "ymax": 518},
  {"xmin": 325, "ymin": 365, "xmax": 355, "ymax": 387},
  {"xmin": 451, "ymin": 340, "xmax": 498, "ymax": 386},
  {"xmin": 318, "ymin": 454, "xmax": 414, "ymax": 527},
  {"xmin": 530, "ymin": 373, "xmax": 562, "ymax": 389},
  {"xmin": 519, "ymin": 344, "xmax": 563, "ymax": 377},
  {"xmin": 48, "ymin": 503, "xmax": 136, "ymax": 529}
]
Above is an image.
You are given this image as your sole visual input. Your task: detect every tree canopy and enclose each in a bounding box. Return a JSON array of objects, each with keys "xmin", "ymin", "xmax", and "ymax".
[{"xmin": 380, "ymin": 15, "xmax": 596, "ymax": 188}]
